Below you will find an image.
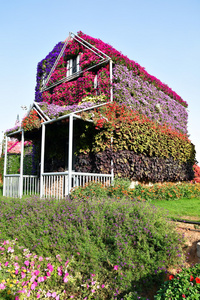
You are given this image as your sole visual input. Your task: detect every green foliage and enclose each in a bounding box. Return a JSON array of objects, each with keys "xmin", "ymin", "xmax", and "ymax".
[
  {"xmin": 0, "ymin": 195, "xmax": 185, "ymax": 299},
  {"xmin": 7, "ymin": 155, "xmax": 20, "ymax": 174},
  {"xmin": 155, "ymin": 264, "xmax": 200, "ymax": 299},
  {"xmin": 91, "ymin": 103, "xmax": 195, "ymax": 164}
]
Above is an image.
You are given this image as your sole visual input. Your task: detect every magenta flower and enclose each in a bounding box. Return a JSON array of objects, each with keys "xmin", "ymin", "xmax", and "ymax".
[
  {"xmin": 114, "ymin": 265, "xmax": 119, "ymax": 270},
  {"xmin": 24, "ymin": 260, "xmax": 30, "ymax": 266},
  {"xmin": 33, "ymin": 270, "xmax": 40, "ymax": 276},
  {"xmin": 47, "ymin": 263, "xmax": 54, "ymax": 272}
]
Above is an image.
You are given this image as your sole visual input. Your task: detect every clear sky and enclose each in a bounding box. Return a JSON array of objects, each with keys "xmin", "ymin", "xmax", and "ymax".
[{"xmin": 0, "ymin": 0, "xmax": 199, "ymax": 164}]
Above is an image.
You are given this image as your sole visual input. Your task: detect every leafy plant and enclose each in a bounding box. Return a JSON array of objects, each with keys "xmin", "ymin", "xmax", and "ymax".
[
  {"xmin": 0, "ymin": 195, "xmax": 185, "ymax": 299},
  {"xmin": 155, "ymin": 264, "xmax": 200, "ymax": 299}
]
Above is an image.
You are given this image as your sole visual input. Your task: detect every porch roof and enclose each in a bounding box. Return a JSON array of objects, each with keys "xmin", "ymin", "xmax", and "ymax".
[{"xmin": 6, "ymin": 101, "xmax": 110, "ymax": 137}]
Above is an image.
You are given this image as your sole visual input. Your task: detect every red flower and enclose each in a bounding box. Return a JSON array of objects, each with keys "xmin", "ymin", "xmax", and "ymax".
[
  {"xmin": 169, "ymin": 275, "xmax": 174, "ymax": 280},
  {"xmin": 182, "ymin": 295, "xmax": 186, "ymax": 298},
  {"xmin": 190, "ymin": 275, "xmax": 194, "ymax": 281},
  {"xmin": 195, "ymin": 277, "xmax": 200, "ymax": 284}
]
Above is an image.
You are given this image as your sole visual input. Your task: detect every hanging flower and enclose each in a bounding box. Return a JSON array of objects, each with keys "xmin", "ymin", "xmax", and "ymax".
[{"xmin": 22, "ymin": 110, "xmax": 41, "ymax": 132}]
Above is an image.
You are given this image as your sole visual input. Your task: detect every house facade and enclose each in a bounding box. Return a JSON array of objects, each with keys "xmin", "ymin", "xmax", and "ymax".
[{"xmin": 3, "ymin": 31, "xmax": 195, "ymax": 198}]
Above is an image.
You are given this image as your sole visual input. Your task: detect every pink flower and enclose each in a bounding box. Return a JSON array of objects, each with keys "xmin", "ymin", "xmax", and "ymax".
[
  {"xmin": 36, "ymin": 293, "xmax": 40, "ymax": 298},
  {"xmin": 101, "ymin": 284, "xmax": 105, "ymax": 288},
  {"xmin": 24, "ymin": 260, "xmax": 30, "ymax": 266},
  {"xmin": 0, "ymin": 283, "xmax": 6, "ymax": 289},
  {"xmin": 65, "ymin": 260, "xmax": 69, "ymax": 267},
  {"xmin": 46, "ymin": 291, "xmax": 52, "ymax": 297},
  {"xmin": 39, "ymin": 256, "xmax": 43, "ymax": 261},
  {"xmin": 114, "ymin": 265, "xmax": 119, "ymax": 270},
  {"xmin": 52, "ymin": 292, "xmax": 57, "ymax": 297},
  {"xmin": 91, "ymin": 289, "xmax": 95, "ymax": 293},
  {"xmin": 30, "ymin": 275, "xmax": 36, "ymax": 282},
  {"xmin": 47, "ymin": 263, "xmax": 54, "ymax": 272},
  {"xmin": 38, "ymin": 276, "xmax": 45, "ymax": 283},
  {"xmin": 5, "ymin": 262, "xmax": 9, "ymax": 267},
  {"xmin": 31, "ymin": 282, "xmax": 38, "ymax": 290},
  {"xmin": 3, "ymin": 240, "xmax": 9, "ymax": 245},
  {"xmin": 34, "ymin": 270, "xmax": 40, "ymax": 276},
  {"xmin": 7, "ymin": 247, "xmax": 14, "ymax": 253},
  {"xmin": 21, "ymin": 272, "xmax": 26, "ymax": 279}
]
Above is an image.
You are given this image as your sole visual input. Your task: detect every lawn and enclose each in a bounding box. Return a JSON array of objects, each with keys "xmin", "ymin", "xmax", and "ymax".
[{"xmin": 151, "ymin": 197, "xmax": 200, "ymax": 221}]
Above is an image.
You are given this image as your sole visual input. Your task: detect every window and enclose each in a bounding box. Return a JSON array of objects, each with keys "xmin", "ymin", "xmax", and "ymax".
[{"xmin": 66, "ymin": 55, "xmax": 80, "ymax": 77}]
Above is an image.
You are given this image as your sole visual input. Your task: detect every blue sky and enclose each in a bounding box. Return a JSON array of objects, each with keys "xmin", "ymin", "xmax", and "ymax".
[{"xmin": 0, "ymin": 0, "xmax": 199, "ymax": 163}]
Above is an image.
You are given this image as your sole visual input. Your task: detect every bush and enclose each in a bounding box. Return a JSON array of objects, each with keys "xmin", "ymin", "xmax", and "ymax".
[
  {"xmin": 193, "ymin": 164, "xmax": 200, "ymax": 183},
  {"xmin": 155, "ymin": 264, "xmax": 200, "ymax": 299},
  {"xmin": 0, "ymin": 196, "xmax": 185, "ymax": 299},
  {"xmin": 71, "ymin": 180, "xmax": 200, "ymax": 202}
]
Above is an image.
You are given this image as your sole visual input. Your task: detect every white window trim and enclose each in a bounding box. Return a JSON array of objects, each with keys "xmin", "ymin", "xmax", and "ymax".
[{"xmin": 66, "ymin": 54, "xmax": 80, "ymax": 78}]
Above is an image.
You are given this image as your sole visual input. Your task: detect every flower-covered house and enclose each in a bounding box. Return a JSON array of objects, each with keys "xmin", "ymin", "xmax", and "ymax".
[{"xmin": 3, "ymin": 31, "xmax": 195, "ymax": 198}]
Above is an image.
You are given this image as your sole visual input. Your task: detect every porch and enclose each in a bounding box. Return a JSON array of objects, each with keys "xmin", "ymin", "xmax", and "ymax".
[{"xmin": 3, "ymin": 103, "xmax": 113, "ymax": 199}]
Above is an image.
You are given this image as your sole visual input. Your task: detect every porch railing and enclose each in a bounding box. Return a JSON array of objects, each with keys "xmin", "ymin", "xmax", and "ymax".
[
  {"xmin": 23, "ymin": 175, "xmax": 40, "ymax": 195},
  {"xmin": 3, "ymin": 175, "xmax": 39, "ymax": 198},
  {"xmin": 41, "ymin": 171, "xmax": 112, "ymax": 199},
  {"xmin": 3, "ymin": 172, "xmax": 112, "ymax": 199},
  {"xmin": 4, "ymin": 175, "xmax": 20, "ymax": 198}
]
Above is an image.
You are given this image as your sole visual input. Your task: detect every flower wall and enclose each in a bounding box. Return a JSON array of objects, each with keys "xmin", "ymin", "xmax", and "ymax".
[
  {"xmin": 113, "ymin": 65, "xmax": 188, "ymax": 134},
  {"xmin": 33, "ymin": 31, "xmax": 195, "ymax": 182}
]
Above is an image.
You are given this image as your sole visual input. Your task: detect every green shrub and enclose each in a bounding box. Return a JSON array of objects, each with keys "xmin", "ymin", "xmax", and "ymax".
[
  {"xmin": 155, "ymin": 264, "xmax": 200, "ymax": 299},
  {"xmin": 0, "ymin": 196, "xmax": 185, "ymax": 299}
]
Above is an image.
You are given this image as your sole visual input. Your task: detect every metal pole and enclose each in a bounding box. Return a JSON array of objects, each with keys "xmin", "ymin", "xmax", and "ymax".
[
  {"xmin": 3, "ymin": 135, "xmax": 8, "ymax": 196},
  {"xmin": 68, "ymin": 114, "xmax": 73, "ymax": 195},
  {"xmin": 40, "ymin": 123, "xmax": 46, "ymax": 198},
  {"xmin": 19, "ymin": 130, "xmax": 24, "ymax": 198}
]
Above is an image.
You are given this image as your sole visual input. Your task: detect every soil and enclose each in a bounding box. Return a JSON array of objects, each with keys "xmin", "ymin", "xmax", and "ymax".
[
  {"xmin": 146, "ymin": 221, "xmax": 200, "ymax": 299},
  {"xmin": 175, "ymin": 221, "xmax": 200, "ymax": 269}
]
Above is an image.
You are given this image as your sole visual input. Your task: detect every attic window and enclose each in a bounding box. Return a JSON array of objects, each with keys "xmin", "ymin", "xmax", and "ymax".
[{"xmin": 66, "ymin": 55, "xmax": 80, "ymax": 77}]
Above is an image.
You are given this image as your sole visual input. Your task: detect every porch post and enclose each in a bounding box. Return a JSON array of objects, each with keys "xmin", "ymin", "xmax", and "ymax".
[
  {"xmin": 110, "ymin": 59, "xmax": 114, "ymax": 183},
  {"xmin": 40, "ymin": 123, "xmax": 46, "ymax": 198},
  {"xmin": 109, "ymin": 59, "xmax": 113, "ymax": 102},
  {"xmin": 3, "ymin": 135, "xmax": 8, "ymax": 196},
  {"xmin": 68, "ymin": 114, "xmax": 73, "ymax": 195},
  {"xmin": 19, "ymin": 130, "xmax": 24, "ymax": 198}
]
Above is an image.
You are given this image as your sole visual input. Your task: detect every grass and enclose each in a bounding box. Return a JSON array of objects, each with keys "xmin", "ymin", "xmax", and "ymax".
[{"xmin": 151, "ymin": 197, "xmax": 200, "ymax": 221}]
